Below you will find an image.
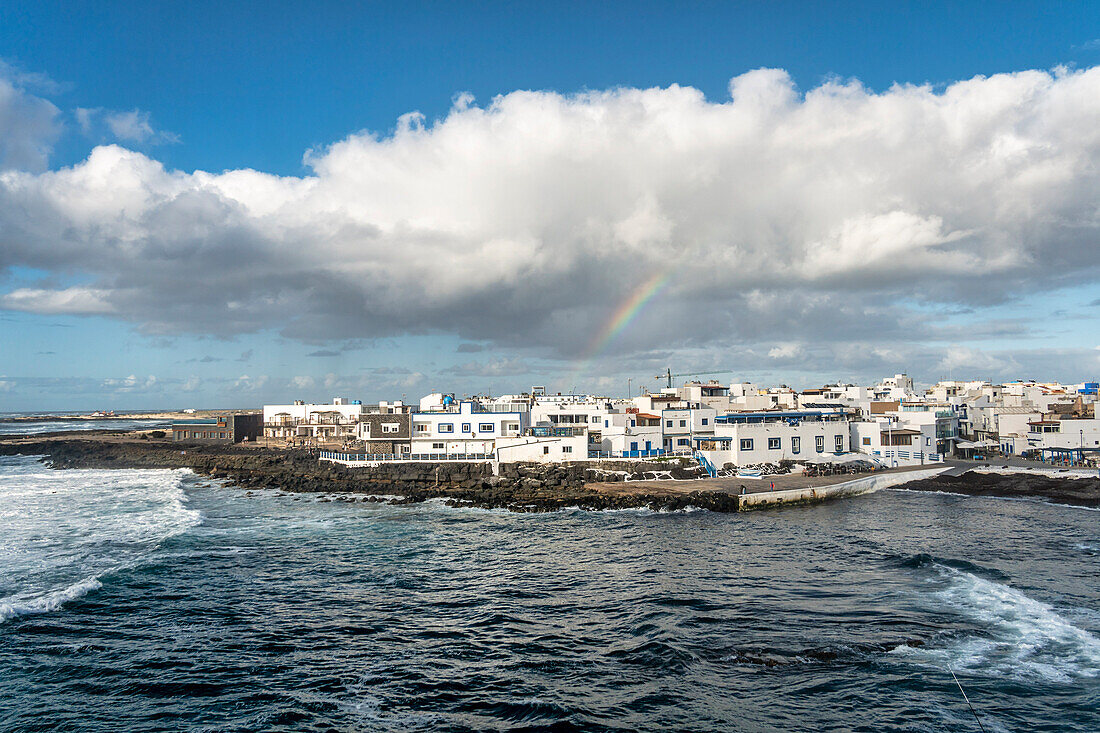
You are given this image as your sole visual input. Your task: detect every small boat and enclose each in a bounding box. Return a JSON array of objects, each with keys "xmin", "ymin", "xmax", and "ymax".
[{"xmin": 736, "ymin": 469, "xmax": 763, "ymax": 479}]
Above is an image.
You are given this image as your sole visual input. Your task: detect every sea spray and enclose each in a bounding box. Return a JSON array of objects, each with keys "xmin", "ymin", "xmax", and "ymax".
[{"xmin": 0, "ymin": 455, "xmax": 201, "ymax": 623}]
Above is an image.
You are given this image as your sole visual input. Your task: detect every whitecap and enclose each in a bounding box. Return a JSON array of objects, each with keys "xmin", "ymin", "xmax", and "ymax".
[
  {"xmin": 892, "ymin": 559, "xmax": 1100, "ymax": 683},
  {"xmin": 0, "ymin": 456, "xmax": 203, "ymax": 624},
  {"xmin": 0, "ymin": 576, "xmax": 103, "ymax": 623}
]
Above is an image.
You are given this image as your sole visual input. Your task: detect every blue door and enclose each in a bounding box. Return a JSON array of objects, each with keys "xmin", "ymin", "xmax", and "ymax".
[{"xmin": 630, "ymin": 441, "xmax": 638, "ymax": 451}]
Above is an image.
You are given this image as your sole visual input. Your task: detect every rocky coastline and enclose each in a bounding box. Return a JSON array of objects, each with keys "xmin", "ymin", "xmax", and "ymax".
[
  {"xmin": 895, "ymin": 469, "xmax": 1100, "ymax": 508},
  {"xmin": 3, "ymin": 433, "xmax": 1097, "ymax": 512},
  {"xmin": 0, "ymin": 435, "xmax": 731, "ymax": 512}
]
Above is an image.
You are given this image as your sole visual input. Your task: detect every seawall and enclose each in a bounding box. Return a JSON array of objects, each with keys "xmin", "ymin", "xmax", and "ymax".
[{"xmin": 735, "ymin": 467, "xmax": 951, "ymax": 511}]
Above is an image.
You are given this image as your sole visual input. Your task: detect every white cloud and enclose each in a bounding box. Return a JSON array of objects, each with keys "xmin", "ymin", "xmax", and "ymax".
[
  {"xmin": 101, "ymin": 374, "xmax": 159, "ymax": 392},
  {"xmin": 232, "ymin": 374, "xmax": 269, "ymax": 391},
  {"xmin": 290, "ymin": 375, "xmax": 315, "ymax": 390},
  {"xmin": 0, "ymin": 287, "xmax": 116, "ymax": 315},
  {"xmin": 1, "ymin": 66, "xmax": 1099, "ymax": 370},
  {"xmin": 74, "ymin": 106, "xmax": 178, "ymax": 145},
  {"xmin": 0, "ymin": 66, "xmax": 61, "ymax": 171},
  {"xmin": 767, "ymin": 343, "xmax": 805, "ymax": 360}
]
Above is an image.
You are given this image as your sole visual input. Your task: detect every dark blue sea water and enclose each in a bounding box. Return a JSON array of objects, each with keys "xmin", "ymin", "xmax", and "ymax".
[{"xmin": 1, "ymin": 454, "xmax": 1098, "ymax": 732}]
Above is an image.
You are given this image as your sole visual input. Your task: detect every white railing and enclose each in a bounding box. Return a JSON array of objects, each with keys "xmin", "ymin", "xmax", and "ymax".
[
  {"xmin": 319, "ymin": 450, "xmax": 493, "ymax": 465},
  {"xmin": 871, "ymin": 450, "xmax": 943, "ymax": 463}
]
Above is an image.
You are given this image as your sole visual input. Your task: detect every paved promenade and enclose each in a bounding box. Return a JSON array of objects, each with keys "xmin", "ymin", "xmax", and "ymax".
[{"xmin": 586, "ymin": 464, "xmax": 938, "ymax": 496}]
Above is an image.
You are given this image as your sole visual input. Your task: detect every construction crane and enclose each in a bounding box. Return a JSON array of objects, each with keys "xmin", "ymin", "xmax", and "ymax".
[{"xmin": 654, "ymin": 368, "xmax": 737, "ymax": 389}]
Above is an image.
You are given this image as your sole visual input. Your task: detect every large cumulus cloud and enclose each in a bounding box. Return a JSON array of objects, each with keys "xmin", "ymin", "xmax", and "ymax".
[{"xmin": 2, "ymin": 66, "xmax": 1099, "ymax": 361}]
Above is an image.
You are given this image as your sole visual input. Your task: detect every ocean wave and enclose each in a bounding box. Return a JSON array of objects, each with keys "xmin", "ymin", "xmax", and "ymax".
[
  {"xmin": 0, "ymin": 576, "xmax": 103, "ymax": 623},
  {"xmin": 892, "ymin": 554, "xmax": 1100, "ymax": 683},
  {"xmin": 0, "ymin": 457, "xmax": 202, "ymax": 624}
]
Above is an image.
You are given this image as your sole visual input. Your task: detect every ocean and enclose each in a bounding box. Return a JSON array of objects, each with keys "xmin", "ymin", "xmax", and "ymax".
[
  {"xmin": 0, "ymin": 417, "xmax": 169, "ymax": 436},
  {"xmin": 1, "ymin": 453, "xmax": 1097, "ymax": 732}
]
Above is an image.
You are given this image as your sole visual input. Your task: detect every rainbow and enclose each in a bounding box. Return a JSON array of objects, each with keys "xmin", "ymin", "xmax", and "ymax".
[{"xmin": 568, "ymin": 269, "xmax": 674, "ymax": 386}]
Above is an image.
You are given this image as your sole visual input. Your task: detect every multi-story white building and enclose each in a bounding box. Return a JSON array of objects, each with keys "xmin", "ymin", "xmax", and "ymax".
[
  {"xmin": 410, "ymin": 400, "xmax": 528, "ymax": 455},
  {"xmin": 695, "ymin": 410, "xmax": 851, "ymax": 467},
  {"xmin": 1024, "ymin": 416, "xmax": 1100, "ymax": 462},
  {"xmin": 263, "ymin": 398, "xmax": 365, "ymax": 442}
]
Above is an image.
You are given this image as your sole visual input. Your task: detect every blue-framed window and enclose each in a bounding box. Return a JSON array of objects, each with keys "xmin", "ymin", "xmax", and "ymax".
[
  {"xmin": 438, "ymin": 423, "xmax": 454, "ymax": 433},
  {"xmin": 768, "ymin": 437, "xmax": 781, "ymax": 450},
  {"xmin": 701, "ymin": 418, "xmax": 709, "ymax": 425},
  {"xmin": 816, "ymin": 435, "xmax": 824, "ymax": 452},
  {"xmin": 792, "ymin": 437, "xmax": 801, "ymax": 454},
  {"xmin": 461, "ymin": 423, "xmax": 471, "ymax": 433},
  {"xmin": 677, "ymin": 438, "xmax": 690, "ymax": 446},
  {"xmin": 479, "ymin": 423, "xmax": 494, "ymax": 432},
  {"xmin": 740, "ymin": 438, "xmax": 753, "ymax": 450}
]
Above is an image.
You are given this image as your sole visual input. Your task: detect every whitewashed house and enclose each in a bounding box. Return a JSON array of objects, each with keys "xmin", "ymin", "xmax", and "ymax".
[
  {"xmin": 695, "ymin": 409, "xmax": 851, "ymax": 467},
  {"xmin": 263, "ymin": 397, "xmax": 365, "ymax": 442},
  {"xmin": 410, "ymin": 400, "xmax": 527, "ymax": 456}
]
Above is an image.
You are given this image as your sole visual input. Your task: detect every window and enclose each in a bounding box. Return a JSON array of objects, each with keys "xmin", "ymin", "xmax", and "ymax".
[
  {"xmin": 438, "ymin": 423, "xmax": 454, "ymax": 433},
  {"xmin": 630, "ymin": 441, "xmax": 638, "ymax": 450},
  {"xmin": 630, "ymin": 420, "xmax": 635, "ymax": 427},
  {"xmin": 816, "ymin": 436, "xmax": 825, "ymax": 452},
  {"xmin": 768, "ymin": 437, "xmax": 781, "ymax": 450},
  {"xmin": 925, "ymin": 437, "xmax": 932, "ymax": 446},
  {"xmin": 479, "ymin": 423, "xmax": 495, "ymax": 432},
  {"xmin": 382, "ymin": 423, "xmax": 400, "ymax": 433},
  {"xmin": 415, "ymin": 423, "xmax": 428, "ymax": 433},
  {"xmin": 740, "ymin": 438, "xmax": 753, "ymax": 451},
  {"xmin": 701, "ymin": 418, "xmax": 709, "ymax": 425},
  {"xmin": 604, "ymin": 420, "xmax": 609, "ymax": 428},
  {"xmin": 862, "ymin": 437, "xmax": 871, "ymax": 446},
  {"xmin": 461, "ymin": 423, "xmax": 471, "ymax": 433},
  {"xmin": 678, "ymin": 438, "xmax": 690, "ymax": 446},
  {"xmin": 432, "ymin": 442, "xmax": 444, "ymax": 450},
  {"xmin": 679, "ymin": 420, "xmax": 686, "ymax": 427},
  {"xmin": 792, "ymin": 437, "xmax": 801, "ymax": 454},
  {"xmin": 835, "ymin": 435, "xmax": 844, "ymax": 451},
  {"xmin": 562, "ymin": 446, "xmax": 572, "ymax": 453},
  {"xmin": 543, "ymin": 446, "xmax": 550, "ymax": 455},
  {"xmin": 591, "ymin": 416, "xmax": 600, "ymax": 424},
  {"xmin": 666, "ymin": 420, "xmax": 673, "ymax": 427}
]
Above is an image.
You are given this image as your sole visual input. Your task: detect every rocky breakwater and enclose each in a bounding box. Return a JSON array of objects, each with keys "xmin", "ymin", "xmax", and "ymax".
[
  {"xmin": 0, "ymin": 436, "xmax": 723, "ymax": 511},
  {"xmin": 896, "ymin": 468, "xmax": 1100, "ymax": 508}
]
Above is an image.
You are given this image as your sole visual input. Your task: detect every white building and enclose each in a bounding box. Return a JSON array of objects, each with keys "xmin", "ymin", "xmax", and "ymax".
[
  {"xmin": 695, "ymin": 410, "xmax": 851, "ymax": 467},
  {"xmin": 410, "ymin": 401, "xmax": 527, "ymax": 456},
  {"xmin": 1024, "ymin": 417, "xmax": 1100, "ymax": 463},
  {"xmin": 262, "ymin": 398, "xmax": 365, "ymax": 442}
]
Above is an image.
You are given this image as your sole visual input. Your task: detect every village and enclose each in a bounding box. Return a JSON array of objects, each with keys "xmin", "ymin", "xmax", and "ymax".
[{"xmin": 166, "ymin": 374, "xmax": 1100, "ymax": 474}]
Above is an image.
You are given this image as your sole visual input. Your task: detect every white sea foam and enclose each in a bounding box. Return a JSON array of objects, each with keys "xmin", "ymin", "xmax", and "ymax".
[
  {"xmin": 892, "ymin": 560, "xmax": 1100, "ymax": 683},
  {"xmin": 972, "ymin": 466, "xmax": 1098, "ymax": 480},
  {"xmin": 0, "ymin": 456, "xmax": 202, "ymax": 624}
]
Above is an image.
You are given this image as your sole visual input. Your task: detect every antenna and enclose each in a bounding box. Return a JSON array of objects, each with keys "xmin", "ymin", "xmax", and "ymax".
[{"xmin": 947, "ymin": 667, "xmax": 987, "ymax": 733}]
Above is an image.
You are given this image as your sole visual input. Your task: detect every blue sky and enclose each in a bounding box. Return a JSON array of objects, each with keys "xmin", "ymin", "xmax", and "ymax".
[{"xmin": 1, "ymin": 2, "xmax": 1099, "ymax": 410}]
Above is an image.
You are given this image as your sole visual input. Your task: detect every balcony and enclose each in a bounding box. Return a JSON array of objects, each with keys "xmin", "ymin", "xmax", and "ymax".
[{"xmin": 526, "ymin": 426, "xmax": 585, "ymax": 437}]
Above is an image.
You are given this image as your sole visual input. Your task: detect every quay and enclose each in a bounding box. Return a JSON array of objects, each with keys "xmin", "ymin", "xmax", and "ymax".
[{"xmin": 585, "ymin": 464, "xmax": 950, "ymax": 511}]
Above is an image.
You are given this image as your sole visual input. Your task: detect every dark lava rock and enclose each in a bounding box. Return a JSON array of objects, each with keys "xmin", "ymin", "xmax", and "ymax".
[{"xmin": 896, "ymin": 469, "xmax": 1100, "ymax": 508}]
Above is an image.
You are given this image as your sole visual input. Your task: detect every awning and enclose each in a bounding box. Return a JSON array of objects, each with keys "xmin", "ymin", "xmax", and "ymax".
[{"xmin": 802, "ymin": 453, "xmax": 884, "ymax": 465}]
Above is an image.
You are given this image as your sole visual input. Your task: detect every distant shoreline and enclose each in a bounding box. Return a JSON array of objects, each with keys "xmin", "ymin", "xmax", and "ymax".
[{"xmin": 0, "ymin": 410, "xmax": 250, "ymax": 423}]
